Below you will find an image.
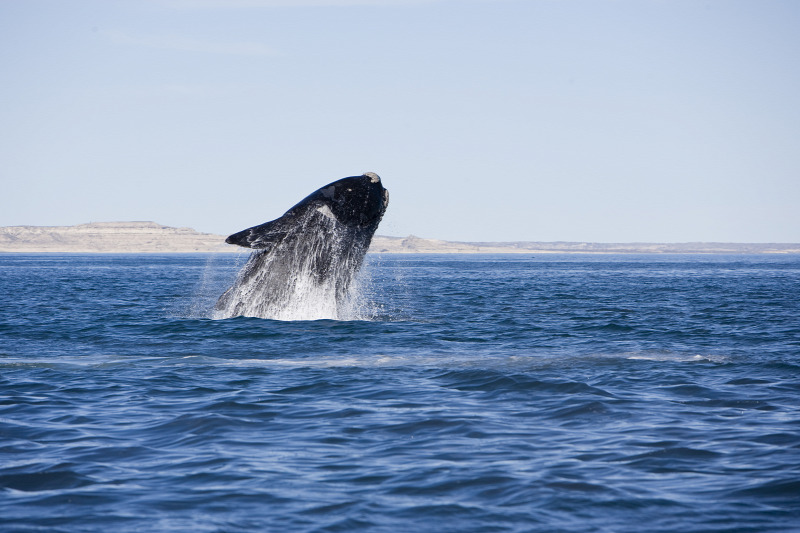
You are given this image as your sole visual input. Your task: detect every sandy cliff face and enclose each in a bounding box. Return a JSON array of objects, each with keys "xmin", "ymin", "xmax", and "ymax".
[
  {"xmin": 0, "ymin": 223, "xmax": 514, "ymax": 254},
  {"xmin": 1, "ymin": 222, "xmax": 798, "ymax": 254},
  {"xmin": 0, "ymin": 222, "xmax": 229, "ymax": 253},
  {"xmin": 369, "ymin": 235, "xmax": 527, "ymax": 253}
]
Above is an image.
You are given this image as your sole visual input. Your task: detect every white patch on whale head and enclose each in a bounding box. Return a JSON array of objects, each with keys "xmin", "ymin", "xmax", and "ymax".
[
  {"xmin": 320, "ymin": 186, "xmax": 336, "ymax": 199},
  {"xmin": 364, "ymin": 172, "xmax": 380, "ymax": 183},
  {"xmin": 316, "ymin": 204, "xmax": 337, "ymax": 221}
]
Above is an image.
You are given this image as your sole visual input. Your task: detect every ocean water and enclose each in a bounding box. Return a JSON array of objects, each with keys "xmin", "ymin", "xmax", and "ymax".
[{"xmin": 1, "ymin": 253, "xmax": 799, "ymax": 533}]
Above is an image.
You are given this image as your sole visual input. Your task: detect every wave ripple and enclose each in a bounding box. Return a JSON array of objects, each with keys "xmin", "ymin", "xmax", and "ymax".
[{"xmin": 1, "ymin": 254, "xmax": 799, "ymax": 532}]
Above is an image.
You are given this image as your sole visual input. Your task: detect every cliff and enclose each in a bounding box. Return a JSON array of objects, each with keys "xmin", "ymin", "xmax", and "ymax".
[
  {"xmin": 0, "ymin": 222, "xmax": 228, "ymax": 253},
  {"xmin": 1, "ymin": 222, "xmax": 798, "ymax": 254}
]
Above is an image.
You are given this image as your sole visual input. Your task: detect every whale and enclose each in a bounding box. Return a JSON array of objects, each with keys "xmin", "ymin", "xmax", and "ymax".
[{"xmin": 214, "ymin": 172, "xmax": 389, "ymax": 320}]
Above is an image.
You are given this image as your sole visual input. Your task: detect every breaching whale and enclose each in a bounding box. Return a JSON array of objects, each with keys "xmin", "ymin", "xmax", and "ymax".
[{"xmin": 214, "ymin": 172, "xmax": 389, "ymax": 320}]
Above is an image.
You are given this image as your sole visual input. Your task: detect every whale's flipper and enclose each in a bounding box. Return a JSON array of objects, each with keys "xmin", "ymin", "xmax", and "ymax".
[{"xmin": 225, "ymin": 217, "xmax": 292, "ymax": 249}]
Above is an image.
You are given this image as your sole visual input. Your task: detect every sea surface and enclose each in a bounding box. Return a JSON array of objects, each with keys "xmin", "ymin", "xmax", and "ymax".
[{"xmin": 1, "ymin": 253, "xmax": 799, "ymax": 533}]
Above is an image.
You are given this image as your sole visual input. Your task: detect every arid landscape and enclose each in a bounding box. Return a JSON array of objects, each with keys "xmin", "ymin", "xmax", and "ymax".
[{"xmin": 1, "ymin": 222, "xmax": 798, "ymax": 254}]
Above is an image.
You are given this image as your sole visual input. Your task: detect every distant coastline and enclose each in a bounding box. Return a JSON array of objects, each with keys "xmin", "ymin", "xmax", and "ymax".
[{"xmin": 1, "ymin": 222, "xmax": 798, "ymax": 254}]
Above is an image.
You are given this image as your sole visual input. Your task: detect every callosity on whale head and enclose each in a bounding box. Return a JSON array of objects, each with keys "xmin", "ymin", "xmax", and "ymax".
[{"xmin": 214, "ymin": 172, "xmax": 389, "ymax": 320}]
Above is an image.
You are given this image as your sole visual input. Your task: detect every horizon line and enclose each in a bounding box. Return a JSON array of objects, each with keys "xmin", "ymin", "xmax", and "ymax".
[{"xmin": 1, "ymin": 221, "xmax": 799, "ymax": 246}]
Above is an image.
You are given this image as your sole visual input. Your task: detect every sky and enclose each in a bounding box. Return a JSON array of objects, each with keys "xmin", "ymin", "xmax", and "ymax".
[{"xmin": 1, "ymin": 0, "xmax": 798, "ymax": 243}]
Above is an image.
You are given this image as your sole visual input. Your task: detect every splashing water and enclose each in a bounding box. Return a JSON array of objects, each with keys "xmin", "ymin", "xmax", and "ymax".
[{"xmin": 212, "ymin": 210, "xmax": 376, "ymax": 321}]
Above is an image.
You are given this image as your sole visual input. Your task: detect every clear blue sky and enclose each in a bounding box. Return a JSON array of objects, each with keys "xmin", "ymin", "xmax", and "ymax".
[{"xmin": 1, "ymin": 0, "xmax": 798, "ymax": 243}]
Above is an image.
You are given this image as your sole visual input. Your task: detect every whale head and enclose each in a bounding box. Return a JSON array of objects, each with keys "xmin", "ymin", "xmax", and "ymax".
[
  {"xmin": 301, "ymin": 172, "xmax": 388, "ymax": 228},
  {"xmin": 225, "ymin": 172, "xmax": 389, "ymax": 249}
]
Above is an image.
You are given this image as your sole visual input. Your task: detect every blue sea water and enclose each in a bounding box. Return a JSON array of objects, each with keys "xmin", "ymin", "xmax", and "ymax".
[{"xmin": 1, "ymin": 253, "xmax": 799, "ymax": 533}]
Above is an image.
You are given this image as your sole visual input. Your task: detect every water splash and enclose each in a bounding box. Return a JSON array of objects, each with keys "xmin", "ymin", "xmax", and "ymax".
[{"xmin": 212, "ymin": 210, "xmax": 377, "ymax": 321}]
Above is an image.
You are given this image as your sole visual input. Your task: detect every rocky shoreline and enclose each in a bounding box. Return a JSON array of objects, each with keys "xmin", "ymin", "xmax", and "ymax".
[{"xmin": 1, "ymin": 222, "xmax": 798, "ymax": 254}]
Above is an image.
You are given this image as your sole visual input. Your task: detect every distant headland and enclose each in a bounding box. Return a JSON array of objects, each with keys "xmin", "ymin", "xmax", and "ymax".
[{"xmin": 0, "ymin": 222, "xmax": 798, "ymax": 254}]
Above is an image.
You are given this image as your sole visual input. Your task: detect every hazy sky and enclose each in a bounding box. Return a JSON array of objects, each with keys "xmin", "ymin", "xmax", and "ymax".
[{"xmin": 1, "ymin": 0, "xmax": 798, "ymax": 243}]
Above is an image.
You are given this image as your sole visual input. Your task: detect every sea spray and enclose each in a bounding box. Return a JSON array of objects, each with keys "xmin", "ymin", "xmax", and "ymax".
[
  {"xmin": 169, "ymin": 253, "xmax": 245, "ymax": 319},
  {"xmin": 213, "ymin": 210, "xmax": 377, "ymax": 321},
  {"xmin": 212, "ymin": 173, "xmax": 388, "ymax": 321}
]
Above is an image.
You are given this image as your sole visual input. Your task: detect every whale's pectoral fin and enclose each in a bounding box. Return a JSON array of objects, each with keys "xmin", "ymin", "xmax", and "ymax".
[{"xmin": 225, "ymin": 218, "xmax": 290, "ymax": 249}]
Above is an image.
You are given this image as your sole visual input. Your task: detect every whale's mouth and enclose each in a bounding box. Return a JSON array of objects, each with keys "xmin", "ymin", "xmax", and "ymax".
[{"xmin": 383, "ymin": 189, "xmax": 390, "ymax": 209}]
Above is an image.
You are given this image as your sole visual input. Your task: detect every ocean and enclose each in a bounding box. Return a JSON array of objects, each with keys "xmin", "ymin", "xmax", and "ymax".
[{"xmin": 1, "ymin": 253, "xmax": 799, "ymax": 533}]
